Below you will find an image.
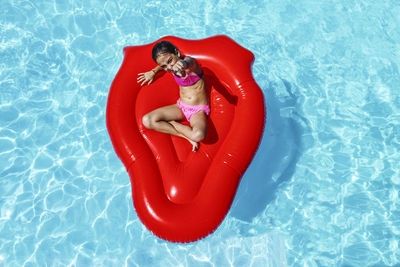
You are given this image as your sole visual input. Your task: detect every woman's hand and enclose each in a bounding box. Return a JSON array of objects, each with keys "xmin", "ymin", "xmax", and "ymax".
[
  {"xmin": 137, "ymin": 71, "xmax": 155, "ymax": 86},
  {"xmin": 172, "ymin": 60, "xmax": 187, "ymax": 77}
]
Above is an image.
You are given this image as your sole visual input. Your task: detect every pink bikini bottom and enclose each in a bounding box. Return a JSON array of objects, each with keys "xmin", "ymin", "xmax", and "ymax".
[{"xmin": 177, "ymin": 99, "xmax": 210, "ymax": 122}]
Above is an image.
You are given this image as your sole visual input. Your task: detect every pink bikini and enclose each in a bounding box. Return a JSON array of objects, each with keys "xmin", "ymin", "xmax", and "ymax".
[
  {"xmin": 174, "ymin": 71, "xmax": 210, "ymax": 122},
  {"xmin": 177, "ymin": 99, "xmax": 210, "ymax": 122},
  {"xmin": 174, "ymin": 71, "xmax": 204, "ymax": 87}
]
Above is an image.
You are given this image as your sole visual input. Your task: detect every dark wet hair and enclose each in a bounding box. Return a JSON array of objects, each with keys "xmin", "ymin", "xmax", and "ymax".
[{"xmin": 151, "ymin": 40, "xmax": 179, "ymax": 62}]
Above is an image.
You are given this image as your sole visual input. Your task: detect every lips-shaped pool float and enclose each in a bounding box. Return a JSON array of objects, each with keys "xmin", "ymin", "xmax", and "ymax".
[{"xmin": 106, "ymin": 35, "xmax": 265, "ymax": 242}]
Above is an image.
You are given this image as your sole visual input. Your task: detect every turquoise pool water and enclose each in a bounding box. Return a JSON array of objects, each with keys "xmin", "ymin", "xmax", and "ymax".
[{"xmin": 1, "ymin": 0, "xmax": 399, "ymax": 266}]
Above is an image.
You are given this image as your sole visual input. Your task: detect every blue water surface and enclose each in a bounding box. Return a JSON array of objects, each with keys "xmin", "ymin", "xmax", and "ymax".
[{"xmin": 1, "ymin": 0, "xmax": 400, "ymax": 266}]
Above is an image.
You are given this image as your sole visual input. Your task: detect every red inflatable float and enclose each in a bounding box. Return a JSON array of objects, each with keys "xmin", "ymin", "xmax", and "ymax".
[{"xmin": 106, "ymin": 35, "xmax": 265, "ymax": 242}]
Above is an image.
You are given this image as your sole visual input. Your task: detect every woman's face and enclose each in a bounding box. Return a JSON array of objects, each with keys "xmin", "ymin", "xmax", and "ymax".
[{"xmin": 156, "ymin": 52, "xmax": 180, "ymax": 74}]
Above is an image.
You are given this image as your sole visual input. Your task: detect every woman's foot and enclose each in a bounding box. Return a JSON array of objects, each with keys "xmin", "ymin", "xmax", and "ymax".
[{"xmin": 188, "ymin": 139, "xmax": 199, "ymax": 152}]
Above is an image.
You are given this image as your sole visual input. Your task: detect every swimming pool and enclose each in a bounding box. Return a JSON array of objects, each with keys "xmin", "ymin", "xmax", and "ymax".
[{"xmin": 1, "ymin": 0, "xmax": 399, "ymax": 266}]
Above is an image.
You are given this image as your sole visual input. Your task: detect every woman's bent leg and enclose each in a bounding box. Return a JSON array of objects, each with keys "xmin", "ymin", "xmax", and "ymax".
[
  {"xmin": 142, "ymin": 104, "xmax": 184, "ymax": 136},
  {"xmin": 142, "ymin": 105, "xmax": 208, "ymax": 151},
  {"xmin": 169, "ymin": 111, "xmax": 208, "ymax": 151}
]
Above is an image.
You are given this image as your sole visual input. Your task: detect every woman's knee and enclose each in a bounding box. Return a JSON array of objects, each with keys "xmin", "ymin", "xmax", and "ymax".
[
  {"xmin": 191, "ymin": 129, "xmax": 206, "ymax": 142},
  {"xmin": 142, "ymin": 114, "xmax": 153, "ymax": 129}
]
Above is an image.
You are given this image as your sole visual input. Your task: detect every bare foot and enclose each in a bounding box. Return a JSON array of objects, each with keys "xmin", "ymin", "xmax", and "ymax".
[{"xmin": 189, "ymin": 139, "xmax": 199, "ymax": 152}]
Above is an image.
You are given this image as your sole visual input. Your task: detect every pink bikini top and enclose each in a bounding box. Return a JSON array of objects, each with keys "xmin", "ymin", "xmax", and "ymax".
[{"xmin": 173, "ymin": 71, "xmax": 203, "ymax": 87}]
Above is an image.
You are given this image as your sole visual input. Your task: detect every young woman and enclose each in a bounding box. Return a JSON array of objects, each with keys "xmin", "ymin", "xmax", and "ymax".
[{"xmin": 137, "ymin": 41, "xmax": 210, "ymax": 151}]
